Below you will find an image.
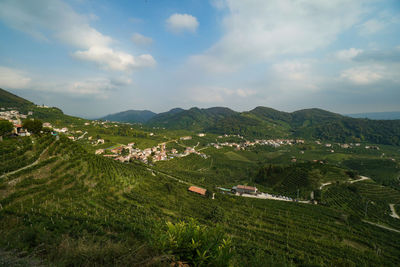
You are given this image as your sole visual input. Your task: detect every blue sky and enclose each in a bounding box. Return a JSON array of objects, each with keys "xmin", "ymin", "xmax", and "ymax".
[{"xmin": 0, "ymin": 0, "xmax": 399, "ymax": 118}]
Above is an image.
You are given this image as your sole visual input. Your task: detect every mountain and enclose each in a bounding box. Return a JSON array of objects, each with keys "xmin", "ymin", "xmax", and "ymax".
[
  {"xmin": 101, "ymin": 109, "xmax": 156, "ymax": 123},
  {"xmin": 148, "ymin": 106, "xmax": 400, "ymax": 145},
  {"xmin": 0, "ymin": 88, "xmax": 33, "ymax": 108},
  {"xmin": 347, "ymin": 111, "xmax": 400, "ymax": 120},
  {"xmin": 147, "ymin": 107, "xmax": 237, "ymax": 130}
]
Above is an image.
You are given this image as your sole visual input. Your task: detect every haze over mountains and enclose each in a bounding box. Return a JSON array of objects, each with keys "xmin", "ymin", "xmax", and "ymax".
[{"xmin": 347, "ymin": 111, "xmax": 400, "ymax": 120}]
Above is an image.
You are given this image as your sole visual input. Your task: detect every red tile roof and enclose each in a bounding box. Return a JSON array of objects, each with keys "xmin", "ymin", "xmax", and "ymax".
[
  {"xmin": 188, "ymin": 186, "xmax": 206, "ymax": 196},
  {"xmin": 237, "ymin": 185, "xmax": 257, "ymax": 191}
]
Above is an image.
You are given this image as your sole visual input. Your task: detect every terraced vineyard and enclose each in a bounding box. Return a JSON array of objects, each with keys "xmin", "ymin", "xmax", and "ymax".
[
  {"xmin": 322, "ymin": 183, "xmax": 400, "ymax": 230},
  {"xmin": 0, "ymin": 136, "xmax": 52, "ymax": 175},
  {"xmin": 356, "ymin": 181, "xmax": 400, "ymax": 204},
  {"xmin": 1, "ymin": 135, "xmax": 400, "ymax": 266}
]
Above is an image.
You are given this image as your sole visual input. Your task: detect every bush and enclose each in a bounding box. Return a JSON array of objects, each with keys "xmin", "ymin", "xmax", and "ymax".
[
  {"xmin": 155, "ymin": 219, "xmax": 233, "ymax": 266},
  {"xmin": 206, "ymin": 205, "xmax": 225, "ymax": 223}
]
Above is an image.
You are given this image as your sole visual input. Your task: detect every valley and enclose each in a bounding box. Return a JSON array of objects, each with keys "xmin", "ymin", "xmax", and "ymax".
[{"xmin": 1, "ymin": 88, "xmax": 400, "ymax": 266}]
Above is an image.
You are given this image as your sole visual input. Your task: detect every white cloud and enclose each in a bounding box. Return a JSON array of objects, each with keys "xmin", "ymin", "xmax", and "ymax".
[
  {"xmin": 166, "ymin": 13, "xmax": 199, "ymax": 34},
  {"xmin": 236, "ymin": 88, "xmax": 256, "ymax": 97},
  {"xmin": 273, "ymin": 61, "xmax": 312, "ymax": 81},
  {"xmin": 336, "ymin": 48, "xmax": 363, "ymax": 61},
  {"xmin": 131, "ymin": 33, "xmax": 153, "ymax": 46},
  {"xmin": 189, "ymin": 86, "xmax": 256, "ymax": 104},
  {"xmin": 0, "ymin": 0, "xmax": 155, "ymax": 72},
  {"xmin": 357, "ymin": 10, "xmax": 400, "ymax": 36},
  {"xmin": 270, "ymin": 60, "xmax": 321, "ymax": 92},
  {"xmin": 358, "ymin": 19, "xmax": 385, "ymax": 35},
  {"xmin": 0, "ymin": 65, "xmax": 128, "ymax": 98},
  {"xmin": 73, "ymin": 46, "xmax": 155, "ymax": 71},
  {"xmin": 340, "ymin": 65, "xmax": 384, "ymax": 84},
  {"xmin": 191, "ymin": 0, "xmax": 367, "ymax": 73},
  {"xmin": 67, "ymin": 79, "xmax": 115, "ymax": 98},
  {"xmin": 0, "ymin": 66, "xmax": 31, "ymax": 89}
]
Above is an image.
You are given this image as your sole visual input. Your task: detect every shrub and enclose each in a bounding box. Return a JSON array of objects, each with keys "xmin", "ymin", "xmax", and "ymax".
[{"xmin": 155, "ymin": 219, "xmax": 233, "ymax": 266}]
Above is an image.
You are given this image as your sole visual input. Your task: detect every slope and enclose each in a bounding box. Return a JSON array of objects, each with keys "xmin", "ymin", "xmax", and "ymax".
[
  {"xmin": 1, "ymin": 135, "xmax": 399, "ymax": 266},
  {"xmin": 0, "ymin": 88, "xmax": 33, "ymax": 108},
  {"xmin": 101, "ymin": 110, "xmax": 156, "ymax": 123}
]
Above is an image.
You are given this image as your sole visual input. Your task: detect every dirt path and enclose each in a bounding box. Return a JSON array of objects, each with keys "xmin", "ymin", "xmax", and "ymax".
[
  {"xmin": 389, "ymin": 204, "xmax": 400, "ymax": 219},
  {"xmin": 319, "ymin": 182, "xmax": 332, "ymax": 190},
  {"xmin": 0, "ymin": 145, "xmax": 52, "ymax": 179},
  {"xmin": 319, "ymin": 176, "xmax": 371, "ymax": 190},
  {"xmin": 349, "ymin": 176, "xmax": 370, "ymax": 184},
  {"xmin": 362, "ymin": 220, "xmax": 400, "ymax": 233},
  {"xmin": 146, "ymin": 167, "xmax": 190, "ymax": 185}
]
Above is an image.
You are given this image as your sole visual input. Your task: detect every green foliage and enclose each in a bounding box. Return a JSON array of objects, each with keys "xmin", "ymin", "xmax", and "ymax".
[
  {"xmin": 0, "ymin": 120, "xmax": 13, "ymax": 137},
  {"xmin": 155, "ymin": 219, "xmax": 232, "ymax": 266},
  {"xmin": 206, "ymin": 205, "xmax": 225, "ymax": 223},
  {"xmin": 22, "ymin": 119, "xmax": 43, "ymax": 134}
]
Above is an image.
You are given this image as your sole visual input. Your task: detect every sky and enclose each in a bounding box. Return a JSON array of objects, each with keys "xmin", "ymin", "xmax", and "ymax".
[{"xmin": 0, "ymin": 0, "xmax": 399, "ymax": 118}]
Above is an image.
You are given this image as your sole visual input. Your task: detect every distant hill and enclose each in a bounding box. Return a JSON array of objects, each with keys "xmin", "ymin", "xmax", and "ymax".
[
  {"xmin": 346, "ymin": 111, "xmax": 400, "ymax": 120},
  {"xmin": 147, "ymin": 106, "xmax": 400, "ymax": 145},
  {"xmin": 0, "ymin": 88, "xmax": 84, "ymax": 124},
  {"xmin": 147, "ymin": 107, "xmax": 237, "ymax": 131},
  {"xmin": 0, "ymin": 88, "xmax": 33, "ymax": 108},
  {"xmin": 101, "ymin": 109, "xmax": 157, "ymax": 123}
]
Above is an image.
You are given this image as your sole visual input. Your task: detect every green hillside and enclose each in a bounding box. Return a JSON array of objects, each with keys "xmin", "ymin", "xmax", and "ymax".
[
  {"xmin": 1, "ymin": 135, "xmax": 400, "ymax": 266},
  {"xmin": 0, "ymin": 88, "xmax": 86, "ymax": 125},
  {"xmin": 101, "ymin": 110, "xmax": 156, "ymax": 123},
  {"xmin": 0, "ymin": 88, "xmax": 33, "ymax": 108}
]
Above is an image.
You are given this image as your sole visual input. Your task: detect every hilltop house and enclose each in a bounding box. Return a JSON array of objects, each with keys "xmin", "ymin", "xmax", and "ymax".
[
  {"xmin": 232, "ymin": 185, "xmax": 258, "ymax": 195},
  {"xmin": 43, "ymin": 122, "xmax": 52, "ymax": 128}
]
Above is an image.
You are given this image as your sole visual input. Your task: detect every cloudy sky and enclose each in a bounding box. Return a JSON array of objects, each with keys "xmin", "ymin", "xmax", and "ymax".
[{"xmin": 0, "ymin": 0, "xmax": 399, "ymax": 118}]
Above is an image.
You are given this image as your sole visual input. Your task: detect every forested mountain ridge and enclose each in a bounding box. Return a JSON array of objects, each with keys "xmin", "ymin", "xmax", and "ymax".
[
  {"xmin": 101, "ymin": 110, "xmax": 156, "ymax": 123},
  {"xmin": 147, "ymin": 105, "xmax": 400, "ymax": 145}
]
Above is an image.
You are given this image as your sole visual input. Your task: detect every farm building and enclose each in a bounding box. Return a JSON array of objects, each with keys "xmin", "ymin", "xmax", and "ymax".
[
  {"xmin": 232, "ymin": 185, "xmax": 258, "ymax": 195},
  {"xmin": 188, "ymin": 186, "xmax": 207, "ymax": 196}
]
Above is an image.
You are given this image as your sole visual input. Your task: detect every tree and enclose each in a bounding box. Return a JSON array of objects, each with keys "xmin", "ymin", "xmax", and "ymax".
[
  {"xmin": 0, "ymin": 120, "xmax": 13, "ymax": 141},
  {"xmin": 121, "ymin": 148, "xmax": 129, "ymax": 156},
  {"xmin": 23, "ymin": 119, "xmax": 43, "ymax": 134}
]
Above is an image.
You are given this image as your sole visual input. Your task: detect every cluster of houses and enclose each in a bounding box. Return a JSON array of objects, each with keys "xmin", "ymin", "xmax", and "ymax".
[
  {"xmin": 95, "ymin": 140, "xmax": 208, "ymax": 163},
  {"xmin": 0, "ymin": 108, "xmax": 32, "ymax": 136},
  {"xmin": 315, "ymin": 141, "xmax": 380, "ymax": 152},
  {"xmin": 211, "ymin": 138, "xmax": 305, "ymax": 150}
]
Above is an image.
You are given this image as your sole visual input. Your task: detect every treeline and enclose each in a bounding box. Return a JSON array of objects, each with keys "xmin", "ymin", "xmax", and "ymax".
[{"xmin": 296, "ymin": 118, "xmax": 400, "ymax": 145}]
